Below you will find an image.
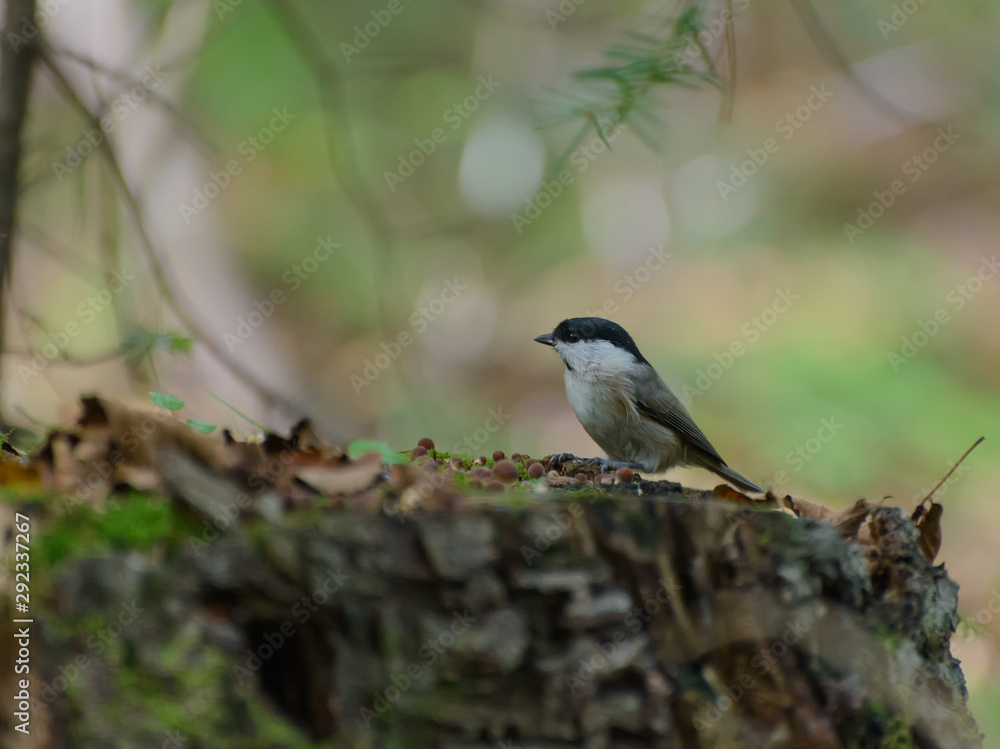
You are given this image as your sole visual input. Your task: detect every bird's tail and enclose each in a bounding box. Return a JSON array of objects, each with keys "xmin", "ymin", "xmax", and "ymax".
[{"xmin": 710, "ymin": 463, "xmax": 763, "ymax": 494}]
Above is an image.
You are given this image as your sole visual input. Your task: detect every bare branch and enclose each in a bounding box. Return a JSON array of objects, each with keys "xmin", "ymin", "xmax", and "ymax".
[
  {"xmin": 792, "ymin": 0, "xmax": 920, "ymax": 127},
  {"xmin": 47, "ymin": 43, "xmax": 219, "ymax": 158},
  {"xmin": 265, "ymin": 1, "xmax": 427, "ymax": 419},
  {"xmin": 0, "ymin": 0, "xmax": 40, "ymax": 416},
  {"xmin": 38, "ymin": 45, "xmax": 303, "ymax": 421}
]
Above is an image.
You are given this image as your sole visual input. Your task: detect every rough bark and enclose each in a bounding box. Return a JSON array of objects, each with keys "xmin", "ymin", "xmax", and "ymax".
[{"xmin": 8, "ymin": 472, "xmax": 980, "ymax": 749}]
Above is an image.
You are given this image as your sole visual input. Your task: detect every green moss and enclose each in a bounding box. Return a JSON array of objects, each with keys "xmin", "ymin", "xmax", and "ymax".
[
  {"xmin": 245, "ymin": 699, "xmax": 324, "ymax": 748},
  {"xmin": 34, "ymin": 492, "xmax": 176, "ymax": 569},
  {"xmin": 860, "ymin": 701, "xmax": 914, "ymax": 749},
  {"xmin": 873, "ymin": 622, "xmax": 905, "ymax": 649},
  {"xmin": 104, "ymin": 620, "xmax": 331, "ymax": 747},
  {"xmin": 0, "ymin": 487, "xmax": 52, "ymax": 505}
]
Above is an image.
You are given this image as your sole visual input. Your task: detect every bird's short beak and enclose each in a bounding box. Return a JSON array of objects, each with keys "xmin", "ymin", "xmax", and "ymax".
[{"xmin": 534, "ymin": 333, "xmax": 555, "ymax": 347}]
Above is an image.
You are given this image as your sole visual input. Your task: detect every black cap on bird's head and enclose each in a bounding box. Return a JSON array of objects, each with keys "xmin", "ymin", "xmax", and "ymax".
[{"xmin": 534, "ymin": 317, "xmax": 649, "ymax": 364}]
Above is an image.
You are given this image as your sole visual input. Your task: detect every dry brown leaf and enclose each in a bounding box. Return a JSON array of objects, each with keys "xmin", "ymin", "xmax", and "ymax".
[
  {"xmin": 825, "ymin": 498, "xmax": 873, "ymax": 540},
  {"xmin": 218, "ymin": 438, "xmax": 268, "ymax": 474},
  {"xmin": 38, "ymin": 432, "xmax": 105, "ymax": 498},
  {"xmin": 0, "ymin": 458, "xmax": 41, "ymax": 488},
  {"xmin": 99, "ymin": 399, "xmax": 225, "ymax": 471},
  {"xmin": 287, "ymin": 418, "xmax": 329, "ymax": 451},
  {"xmin": 298, "ymin": 458, "xmax": 382, "ymax": 496},
  {"xmin": 78, "ymin": 396, "xmax": 109, "ymax": 426},
  {"xmin": 780, "ymin": 495, "xmax": 838, "ymax": 522},
  {"xmin": 713, "ymin": 484, "xmax": 751, "ymax": 503},
  {"xmin": 115, "ymin": 465, "xmax": 163, "ymax": 492},
  {"xmin": 914, "ymin": 501, "xmax": 943, "ymax": 562}
]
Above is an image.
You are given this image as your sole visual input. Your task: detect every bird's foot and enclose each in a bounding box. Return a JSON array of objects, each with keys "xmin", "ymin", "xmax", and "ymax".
[
  {"xmin": 544, "ymin": 453, "xmax": 644, "ymax": 478},
  {"xmin": 544, "ymin": 453, "xmax": 584, "ymax": 472}
]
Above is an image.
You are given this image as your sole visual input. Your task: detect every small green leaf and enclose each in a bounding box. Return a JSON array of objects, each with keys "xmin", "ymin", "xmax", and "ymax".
[
  {"xmin": 347, "ymin": 439, "xmax": 407, "ymax": 464},
  {"xmin": 166, "ymin": 332, "xmax": 194, "ymax": 354},
  {"xmin": 150, "ymin": 392, "xmax": 184, "ymax": 411},
  {"xmin": 185, "ymin": 419, "xmax": 217, "ymax": 434}
]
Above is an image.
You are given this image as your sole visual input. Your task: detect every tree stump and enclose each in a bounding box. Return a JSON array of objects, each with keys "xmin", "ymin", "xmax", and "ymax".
[{"xmin": 4, "ymin": 474, "xmax": 981, "ymax": 748}]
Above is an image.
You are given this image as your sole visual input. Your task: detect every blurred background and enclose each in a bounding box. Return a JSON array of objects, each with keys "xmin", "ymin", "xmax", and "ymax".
[{"xmin": 4, "ymin": 0, "xmax": 999, "ymax": 738}]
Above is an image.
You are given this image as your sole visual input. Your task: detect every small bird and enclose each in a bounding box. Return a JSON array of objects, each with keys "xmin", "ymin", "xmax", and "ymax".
[{"xmin": 535, "ymin": 317, "xmax": 763, "ymax": 492}]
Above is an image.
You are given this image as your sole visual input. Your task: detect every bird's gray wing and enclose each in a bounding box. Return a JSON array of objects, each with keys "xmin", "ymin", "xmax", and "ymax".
[{"xmin": 632, "ymin": 369, "xmax": 727, "ymax": 465}]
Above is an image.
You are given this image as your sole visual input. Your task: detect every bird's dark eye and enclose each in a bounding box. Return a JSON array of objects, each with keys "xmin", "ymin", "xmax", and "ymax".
[{"xmin": 566, "ymin": 333, "xmax": 579, "ymax": 343}]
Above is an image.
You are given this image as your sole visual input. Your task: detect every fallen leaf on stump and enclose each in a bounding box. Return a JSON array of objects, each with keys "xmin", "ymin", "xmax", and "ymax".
[
  {"xmin": 913, "ymin": 501, "xmax": 943, "ymax": 562},
  {"xmin": 826, "ymin": 498, "xmax": 874, "ymax": 540},
  {"xmin": 780, "ymin": 495, "xmax": 838, "ymax": 522},
  {"xmin": 297, "ymin": 456, "xmax": 382, "ymax": 496},
  {"xmin": 713, "ymin": 484, "xmax": 752, "ymax": 503}
]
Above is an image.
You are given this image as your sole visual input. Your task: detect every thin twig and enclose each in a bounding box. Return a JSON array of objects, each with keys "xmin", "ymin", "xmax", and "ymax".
[
  {"xmin": 21, "ymin": 222, "xmax": 105, "ymax": 279},
  {"xmin": 918, "ymin": 436, "xmax": 985, "ymax": 507},
  {"xmin": 48, "ymin": 44, "xmax": 218, "ymax": 158},
  {"xmin": 719, "ymin": 0, "xmax": 736, "ymax": 124},
  {"xmin": 39, "ymin": 46, "xmax": 302, "ymax": 419},
  {"xmin": 263, "ymin": 1, "xmax": 395, "ymax": 335},
  {"xmin": 14, "ymin": 307, "xmax": 127, "ymax": 367},
  {"xmin": 264, "ymin": 1, "xmax": 430, "ymax": 423},
  {"xmin": 0, "ymin": 0, "xmax": 40, "ymax": 423},
  {"xmin": 791, "ymin": 0, "xmax": 920, "ymax": 127}
]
